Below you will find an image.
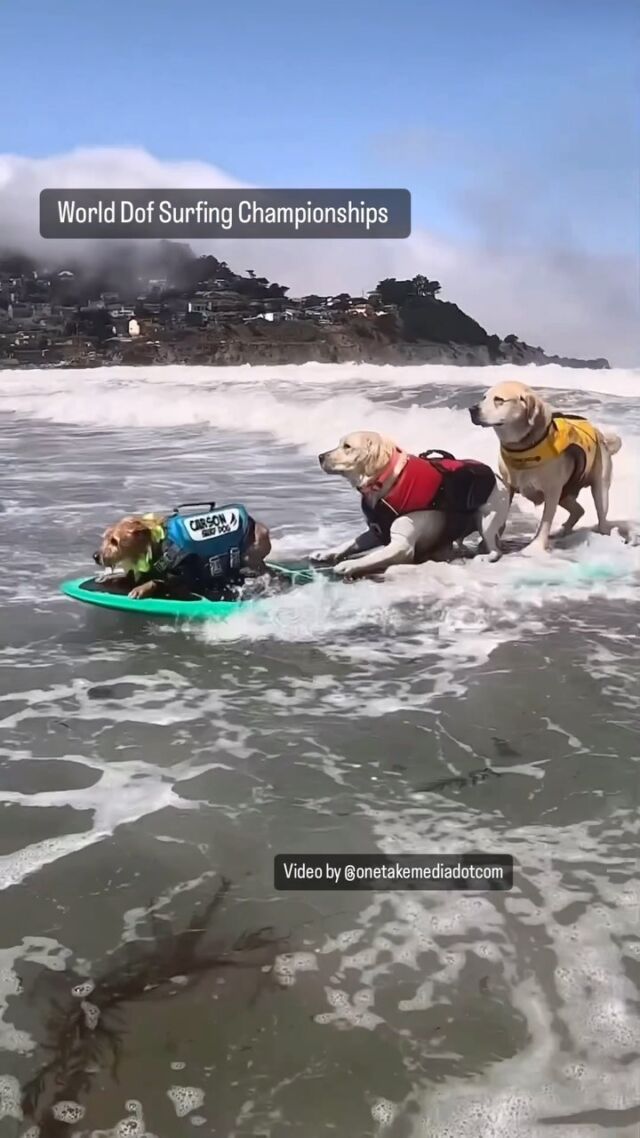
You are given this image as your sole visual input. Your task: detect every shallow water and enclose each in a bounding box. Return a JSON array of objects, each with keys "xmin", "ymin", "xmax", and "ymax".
[{"xmin": 0, "ymin": 362, "xmax": 638, "ymax": 1137}]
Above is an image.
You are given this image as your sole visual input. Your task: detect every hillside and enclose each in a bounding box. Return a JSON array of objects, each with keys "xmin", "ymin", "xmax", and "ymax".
[{"xmin": 0, "ymin": 244, "xmax": 609, "ymax": 369}]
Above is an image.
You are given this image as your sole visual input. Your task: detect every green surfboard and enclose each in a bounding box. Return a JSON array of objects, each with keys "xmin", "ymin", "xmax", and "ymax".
[{"xmin": 59, "ymin": 562, "xmax": 316, "ymax": 621}]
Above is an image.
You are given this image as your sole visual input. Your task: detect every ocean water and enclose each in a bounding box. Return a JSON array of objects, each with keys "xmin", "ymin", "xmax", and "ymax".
[{"xmin": 0, "ymin": 361, "xmax": 638, "ymax": 1138}]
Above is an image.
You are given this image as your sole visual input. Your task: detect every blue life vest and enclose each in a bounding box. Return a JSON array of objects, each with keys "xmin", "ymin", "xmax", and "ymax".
[{"xmin": 156, "ymin": 503, "xmax": 253, "ymax": 586}]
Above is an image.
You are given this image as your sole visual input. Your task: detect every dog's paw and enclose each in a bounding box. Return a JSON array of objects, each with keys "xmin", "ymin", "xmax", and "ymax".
[
  {"xmin": 332, "ymin": 561, "xmax": 358, "ymax": 579},
  {"xmin": 520, "ymin": 541, "xmax": 550, "ymax": 558},
  {"xmin": 611, "ymin": 523, "xmax": 636, "ymax": 545},
  {"xmin": 128, "ymin": 584, "xmax": 153, "ymax": 599},
  {"xmin": 309, "ymin": 549, "xmax": 338, "ymax": 565}
]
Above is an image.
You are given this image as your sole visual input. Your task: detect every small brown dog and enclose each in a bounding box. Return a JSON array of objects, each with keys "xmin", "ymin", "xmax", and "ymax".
[{"xmin": 94, "ymin": 505, "xmax": 272, "ymax": 599}]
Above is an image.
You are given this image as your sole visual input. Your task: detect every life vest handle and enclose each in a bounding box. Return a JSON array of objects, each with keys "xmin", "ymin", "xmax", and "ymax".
[
  {"xmin": 418, "ymin": 449, "xmax": 456, "ymax": 461},
  {"xmin": 172, "ymin": 499, "xmax": 217, "ymax": 515}
]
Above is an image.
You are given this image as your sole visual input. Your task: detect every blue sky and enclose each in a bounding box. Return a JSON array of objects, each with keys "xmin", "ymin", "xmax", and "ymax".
[{"xmin": 2, "ymin": 0, "xmax": 636, "ymax": 255}]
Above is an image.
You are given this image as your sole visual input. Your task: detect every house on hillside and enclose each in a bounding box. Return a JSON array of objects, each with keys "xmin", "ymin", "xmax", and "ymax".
[
  {"xmin": 188, "ymin": 298, "xmax": 210, "ymax": 315},
  {"xmin": 30, "ymin": 301, "xmax": 53, "ymax": 317},
  {"xmin": 302, "ymin": 306, "xmax": 334, "ymax": 323},
  {"xmin": 164, "ymin": 297, "xmax": 189, "ymax": 315},
  {"xmin": 8, "ymin": 303, "xmax": 34, "ymax": 321},
  {"xmin": 13, "ymin": 330, "xmax": 45, "ymax": 347},
  {"xmin": 348, "ymin": 304, "xmax": 375, "ymax": 318}
]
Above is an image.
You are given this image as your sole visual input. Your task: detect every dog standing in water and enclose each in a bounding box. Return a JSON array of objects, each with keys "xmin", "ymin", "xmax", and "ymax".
[
  {"xmin": 469, "ymin": 381, "xmax": 622, "ymax": 554},
  {"xmin": 310, "ymin": 430, "xmax": 511, "ymax": 578}
]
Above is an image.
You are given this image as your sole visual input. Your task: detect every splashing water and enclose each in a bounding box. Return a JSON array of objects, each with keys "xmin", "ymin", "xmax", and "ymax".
[{"xmin": 0, "ymin": 361, "xmax": 639, "ymax": 1137}]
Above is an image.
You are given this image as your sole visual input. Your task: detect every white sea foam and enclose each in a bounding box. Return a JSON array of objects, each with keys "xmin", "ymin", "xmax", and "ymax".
[
  {"xmin": 0, "ymin": 937, "xmax": 72, "ymax": 1053},
  {"xmin": 1, "ymin": 363, "xmax": 637, "ymax": 527},
  {"xmin": 51, "ymin": 1100, "xmax": 85, "ymax": 1123},
  {"xmin": 310, "ymin": 801, "xmax": 640, "ymax": 1137},
  {"xmin": 90, "ymin": 1098, "xmax": 151, "ymax": 1137},
  {"xmin": 0, "ymin": 1074, "xmax": 22, "ymax": 1121},
  {"xmin": 166, "ymin": 1086, "xmax": 205, "ymax": 1118},
  {"xmin": 0, "ymin": 740, "xmax": 240, "ymax": 891},
  {"xmin": 0, "ymin": 359, "xmax": 638, "ymax": 400}
]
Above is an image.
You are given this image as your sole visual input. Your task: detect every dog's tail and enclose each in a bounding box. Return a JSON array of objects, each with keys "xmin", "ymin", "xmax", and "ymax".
[{"xmin": 600, "ymin": 429, "xmax": 622, "ymax": 456}]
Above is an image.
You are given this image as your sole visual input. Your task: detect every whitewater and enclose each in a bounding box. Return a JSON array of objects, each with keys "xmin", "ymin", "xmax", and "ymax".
[{"xmin": 0, "ymin": 360, "xmax": 638, "ymax": 1137}]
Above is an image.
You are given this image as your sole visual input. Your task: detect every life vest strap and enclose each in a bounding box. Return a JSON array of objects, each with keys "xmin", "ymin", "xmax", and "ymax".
[
  {"xmin": 360, "ymin": 448, "xmax": 408, "ymax": 495},
  {"xmin": 418, "ymin": 449, "xmax": 456, "ymax": 461}
]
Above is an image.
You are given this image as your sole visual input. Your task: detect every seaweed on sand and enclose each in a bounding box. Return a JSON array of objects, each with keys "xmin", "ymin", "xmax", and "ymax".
[{"xmin": 21, "ymin": 878, "xmax": 286, "ymax": 1136}]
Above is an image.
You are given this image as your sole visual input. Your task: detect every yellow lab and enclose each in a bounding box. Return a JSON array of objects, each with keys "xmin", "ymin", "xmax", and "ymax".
[{"xmin": 469, "ymin": 380, "xmax": 621, "ymax": 553}]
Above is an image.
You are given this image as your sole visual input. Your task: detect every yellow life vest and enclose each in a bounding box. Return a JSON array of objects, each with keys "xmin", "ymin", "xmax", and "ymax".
[
  {"xmin": 131, "ymin": 515, "xmax": 166, "ymax": 579},
  {"xmin": 501, "ymin": 415, "xmax": 599, "ymax": 483}
]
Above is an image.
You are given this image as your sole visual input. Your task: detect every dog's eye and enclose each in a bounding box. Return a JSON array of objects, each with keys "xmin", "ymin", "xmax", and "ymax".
[
  {"xmin": 109, "ymin": 537, "xmax": 118, "ymax": 547},
  {"xmin": 343, "ymin": 443, "xmax": 351, "ymax": 450},
  {"xmin": 494, "ymin": 397, "xmax": 504, "ymax": 406}
]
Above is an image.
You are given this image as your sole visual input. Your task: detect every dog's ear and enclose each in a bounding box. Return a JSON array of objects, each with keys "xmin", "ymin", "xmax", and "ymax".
[
  {"xmin": 520, "ymin": 390, "xmax": 540, "ymax": 427},
  {"xmin": 366, "ymin": 433, "xmax": 395, "ymax": 470},
  {"xmin": 120, "ymin": 516, "xmax": 152, "ymax": 537},
  {"xmin": 115, "ymin": 516, "xmax": 155, "ymax": 552}
]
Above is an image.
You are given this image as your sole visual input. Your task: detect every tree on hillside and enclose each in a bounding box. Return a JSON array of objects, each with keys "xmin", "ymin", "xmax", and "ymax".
[
  {"xmin": 412, "ymin": 275, "xmax": 430, "ymax": 297},
  {"xmin": 401, "ymin": 296, "xmax": 489, "ymax": 346},
  {"xmin": 0, "ymin": 251, "xmax": 37, "ymax": 277},
  {"xmin": 375, "ymin": 278, "xmax": 415, "ymax": 306},
  {"xmin": 76, "ymin": 307, "xmax": 114, "ymax": 342},
  {"xmin": 266, "ymin": 282, "xmax": 289, "ymax": 299},
  {"xmin": 412, "ymin": 274, "xmax": 441, "ymax": 298},
  {"xmin": 376, "ymin": 276, "xmax": 442, "ymax": 305},
  {"xmin": 193, "ymin": 255, "xmax": 223, "ymax": 284}
]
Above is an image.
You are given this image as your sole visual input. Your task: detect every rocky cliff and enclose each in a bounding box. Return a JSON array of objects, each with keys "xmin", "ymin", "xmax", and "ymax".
[{"xmin": 112, "ymin": 315, "xmax": 609, "ymax": 370}]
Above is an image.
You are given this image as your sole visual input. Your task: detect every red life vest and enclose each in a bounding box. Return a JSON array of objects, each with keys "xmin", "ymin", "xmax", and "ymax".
[{"xmin": 361, "ymin": 452, "xmax": 496, "ymax": 541}]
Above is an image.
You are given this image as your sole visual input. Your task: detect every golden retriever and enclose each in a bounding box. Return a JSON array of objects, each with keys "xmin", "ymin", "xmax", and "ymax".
[
  {"xmin": 310, "ymin": 430, "xmax": 511, "ymax": 578},
  {"xmin": 469, "ymin": 380, "xmax": 621, "ymax": 553}
]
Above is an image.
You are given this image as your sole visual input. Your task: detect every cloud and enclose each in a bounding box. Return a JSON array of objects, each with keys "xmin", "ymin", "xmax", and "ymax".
[{"xmin": 0, "ymin": 146, "xmax": 636, "ymax": 365}]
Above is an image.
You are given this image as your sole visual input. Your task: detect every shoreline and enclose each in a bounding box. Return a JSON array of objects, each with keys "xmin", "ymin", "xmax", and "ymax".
[{"xmin": 3, "ymin": 336, "xmax": 610, "ymax": 372}]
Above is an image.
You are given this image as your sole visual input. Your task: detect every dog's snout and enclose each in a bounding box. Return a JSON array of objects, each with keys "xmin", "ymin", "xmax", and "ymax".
[
  {"xmin": 318, "ymin": 451, "xmax": 327, "ymax": 467},
  {"xmin": 469, "ymin": 404, "xmax": 481, "ymax": 423},
  {"xmin": 93, "ymin": 550, "xmax": 102, "ymax": 565}
]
